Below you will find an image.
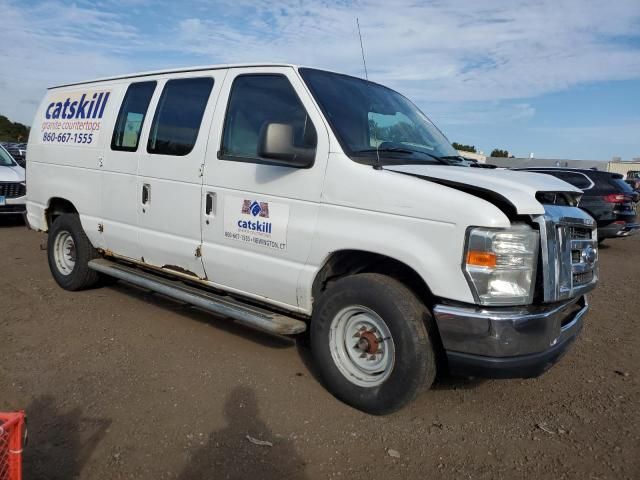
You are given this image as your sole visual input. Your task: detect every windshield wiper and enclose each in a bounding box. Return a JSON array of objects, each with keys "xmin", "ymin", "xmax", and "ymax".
[
  {"xmin": 351, "ymin": 147, "xmax": 452, "ymax": 165},
  {"xmin": 352, "ymin": 147, "xmax": 415, "ymax": 155}
]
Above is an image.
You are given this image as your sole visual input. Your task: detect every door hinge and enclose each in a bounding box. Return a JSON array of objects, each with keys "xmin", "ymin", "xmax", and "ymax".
[
  {"xmin": 98, "ymin": 223, "xmax": 104, "ymax": 233},
  {"xmin": 198, "ymin": 163, "xmax": 205, "ymax": 177},
  {"xmin": 195, "ymin": 246, "xmax": 202, "ymax": 258},
  {"xmin": 98, "ymin": 155, "xmax": 104, "ymax": 168}
]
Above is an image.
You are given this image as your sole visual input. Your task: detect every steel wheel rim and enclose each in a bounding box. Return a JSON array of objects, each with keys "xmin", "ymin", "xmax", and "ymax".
[
  {"xmin": 53, "ymin": 230, "xmax": 76, "ymax": 276},
  {"xmin": 329, "ymin": 305, "xmax": 396, "ymax": 387}
]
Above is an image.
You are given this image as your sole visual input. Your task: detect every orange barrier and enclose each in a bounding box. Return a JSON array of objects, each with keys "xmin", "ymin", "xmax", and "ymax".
[{"xmin": 0, "ymin": 412, "xmax": 25, "ymax": 480}]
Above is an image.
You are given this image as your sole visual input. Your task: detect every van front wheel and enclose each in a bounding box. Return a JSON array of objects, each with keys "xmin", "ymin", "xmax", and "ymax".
[
  {"xmin": 47, "ymin": 214, "xmax": 101, "ymax": 291},
  {"xmin": 311, "ymin": 273, "xmax": 436, "ymax": 414}
]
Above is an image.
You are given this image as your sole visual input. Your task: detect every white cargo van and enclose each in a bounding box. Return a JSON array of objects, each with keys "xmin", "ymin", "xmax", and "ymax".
[{"xmin": 27, "ymin": 64, "xmax": 598, "ymax": 414}]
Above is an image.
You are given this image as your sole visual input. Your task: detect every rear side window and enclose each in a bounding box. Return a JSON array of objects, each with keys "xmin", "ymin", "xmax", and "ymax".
[
  {"xmin": 589, "ymin": 173, "xmax": 619, "ymax": 194},
  {"xmin": 543, "ymin": 171, "xmax": 592, "ymax": 190},
  {"xmin": 611, "ymin": 178, "xmax": 635, "ymax": 193},
  {"xmin": 147, "ymin": 77, "xmax": 214, "ymax": 156},
  {"xmin": 220, "ymin": 75, "xmax": 317, "ymax": 164},
  {"xmin": 111, "ymin": 81, "xmax": 156, "ymax": 151}
]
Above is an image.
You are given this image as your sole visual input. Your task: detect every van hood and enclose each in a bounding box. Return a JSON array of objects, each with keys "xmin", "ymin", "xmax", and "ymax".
[
  {"xmin": 385, "ymin": 164, "xmax": 581, "ymax": 215},
  {"xmin": 0, "ymin": 165, "xmax": 26, "ymax": 182}
]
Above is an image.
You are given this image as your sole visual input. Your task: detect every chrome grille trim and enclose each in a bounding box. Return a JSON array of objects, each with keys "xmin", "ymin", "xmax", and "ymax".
[{"xmin": 534, "ymin": 205, "xmax": 598, "ymax": 302}]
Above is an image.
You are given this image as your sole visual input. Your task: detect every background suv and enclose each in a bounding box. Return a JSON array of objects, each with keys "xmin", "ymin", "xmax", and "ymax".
[
  {"xmin": 519, "ymin": 168, "xmax": 639, "ymax": 243},
  {"xmin": 0, "ymin": 144, "xmax": 27, "ymax": 216},
  {"xmin": 626, "ymin": 170, "xmax": 640, "ymax": 191}
]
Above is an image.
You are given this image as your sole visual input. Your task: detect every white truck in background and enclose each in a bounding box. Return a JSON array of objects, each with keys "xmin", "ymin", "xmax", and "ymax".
[{"xmin": 27, "ymin": 64, "xmax": 598, "ymax": 414}]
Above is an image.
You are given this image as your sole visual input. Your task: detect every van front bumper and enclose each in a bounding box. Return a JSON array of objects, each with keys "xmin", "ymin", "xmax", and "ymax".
[{"xmin": 433, "ymin": 295, "xmax": 588, "ymax": 379}]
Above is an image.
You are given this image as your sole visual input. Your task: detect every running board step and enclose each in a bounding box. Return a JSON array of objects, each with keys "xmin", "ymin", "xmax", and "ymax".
[{"xmin": 88, "ymin": 258, "xmax": 306, "ymax": 335}]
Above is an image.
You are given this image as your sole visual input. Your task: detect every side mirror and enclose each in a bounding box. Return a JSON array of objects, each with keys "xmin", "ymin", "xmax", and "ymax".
[{"xmin": 258, "ymin": 123, "xmax": 314, "ymax": 168}]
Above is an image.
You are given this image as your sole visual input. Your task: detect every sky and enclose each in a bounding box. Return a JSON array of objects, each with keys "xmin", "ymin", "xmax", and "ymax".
[{"xmin": 1, "ymin": 0, "xmax": 639, "ymax": 160}]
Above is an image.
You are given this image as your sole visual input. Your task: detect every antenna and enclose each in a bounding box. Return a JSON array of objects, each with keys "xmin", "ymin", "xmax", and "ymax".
[
  {"xmin": 357, "ymin": 18, "xmax": 382, "ymax": 170},
  {"xmin": 356, "ymin": 18, "xmax": 369, "ymax": 80}
]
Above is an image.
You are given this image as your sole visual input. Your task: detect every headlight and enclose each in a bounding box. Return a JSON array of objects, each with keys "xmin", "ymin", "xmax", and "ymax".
[{"xmin": 463, "ymin": 224, "xmax": 539, "ymax": 306}]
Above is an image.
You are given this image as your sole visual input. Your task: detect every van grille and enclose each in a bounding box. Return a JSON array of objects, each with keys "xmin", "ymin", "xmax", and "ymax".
[
  {"xmin": 535, "ymin": 206, "xmax": 598, "ymax": 302},
  {"xmin": 573, "ymin": 270, "xmax": 594, "ymax": 286},
  {"xmin": 559, "ymin": 223, "xmax": 598, "ymax": 294},
  {"xmin": 0, "ymin": 182, "xmax": 25, "ymax": 198},
  {"xmin": 569, "ymin": 226, "xmax": 592, "ymax": 240}
]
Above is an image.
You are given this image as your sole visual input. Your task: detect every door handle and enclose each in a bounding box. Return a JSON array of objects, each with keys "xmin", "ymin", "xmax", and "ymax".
[
  {"xmin": 205, "ymin": 192, "xmax": 216, "ymax": 216},
  {"xmin": 142, "ymin": 183, "xmax": 151, "ymax": 205}
]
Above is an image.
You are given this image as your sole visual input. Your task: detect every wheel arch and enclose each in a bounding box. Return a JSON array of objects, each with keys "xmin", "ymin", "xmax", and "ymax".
[
  {"xmin": 311, "ymin": 249, "xmax": 436, "ymax": 309},
  {"xmin": 45, "ymin": 197, "xmax": 78, "ymax": 230}
]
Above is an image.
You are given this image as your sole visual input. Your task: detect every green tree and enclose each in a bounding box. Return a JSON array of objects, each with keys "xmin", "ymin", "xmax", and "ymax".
[
  {"xmin": 0, "ymin": 115, "xmax": 30, "ymax": 142},
  {"xmin": 491, "ymin": 148, "xmax": 509, "ymax": 158},
  {"xmin": 452, "ymin": 142, "xmax": 476, "ymax": 153}
]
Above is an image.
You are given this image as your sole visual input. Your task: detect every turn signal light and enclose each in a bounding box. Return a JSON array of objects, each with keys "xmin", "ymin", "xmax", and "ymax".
[{"xmin": 466, "ymin": 251, "xmax": 497, "ymax": 268}]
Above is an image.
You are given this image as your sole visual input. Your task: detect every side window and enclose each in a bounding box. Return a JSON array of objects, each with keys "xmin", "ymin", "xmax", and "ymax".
[
  {"xmin": 220, "ymin": 75, "xmax": 317, "ymax": 164},
  {"xmin": 589, "ymin": 174, "xmax": 615, "ymax": 194},
  {"xmin": 548, "ymin": 171, "xmax": 592, "ymax": 190},
  {"xmin": 147, "ymin": 77, "xmax": 214, "ymax": 156},
  {"xmin": 571, "ymin": 174, "xmax": 593, "ymax": 190},
  {"xmin": 111, "ymin": 81, "xmax": 156, "ymax": 151}
]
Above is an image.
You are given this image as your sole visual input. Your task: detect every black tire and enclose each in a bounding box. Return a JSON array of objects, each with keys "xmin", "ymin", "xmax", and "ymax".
[
  {"xmin": 47, "ymin": 214, "xmax": 101, "ymax": 291},
  {"xmin": 311, "ymin": 273, "xmax": 437, "ymax": 415}
]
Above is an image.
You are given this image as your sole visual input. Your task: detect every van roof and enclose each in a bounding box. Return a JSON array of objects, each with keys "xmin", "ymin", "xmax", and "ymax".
[{"xmin": 49, "ymin": 63, "xmax": 299, "ymax": 89}]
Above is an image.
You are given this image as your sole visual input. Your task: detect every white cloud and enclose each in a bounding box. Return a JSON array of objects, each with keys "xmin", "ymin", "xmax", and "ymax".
[
  {"xmin": 1, "ymin": 0, "xmax": 639, "ymax": 129},
  {"xmin": 168, "ymin": 0, "xmax": 640, "ymax": 107},
  {"xmin": 426, "ymin": 101, "xmax": 536, "ymax": 126},
  {"xmin": 0, "ymin": 0, "xmax": 140, "ymax": 124},
  {"xmin": 536, "ymin": 121, "xmax": 640, "ymax": 146}
]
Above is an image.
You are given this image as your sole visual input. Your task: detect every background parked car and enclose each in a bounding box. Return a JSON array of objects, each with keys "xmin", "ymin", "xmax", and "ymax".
[
  {"xmin": 0, "ymin": 144, "xmax": 27, "ymax": 216},
  {"xmin": 0, "ymin": 142, "xmax": 27, "ymax": 167},
  {"xmin": 518, "ymin": 168, "xmax": 639, "ymax": 243},
  {"xmin": 626, "ymin": 170, "xmax": 640, "ymax": 192}
]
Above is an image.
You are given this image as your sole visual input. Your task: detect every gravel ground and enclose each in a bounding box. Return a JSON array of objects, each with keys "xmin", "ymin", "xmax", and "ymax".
[{"xmin": 1, "ymin": 217, "xmax": 638, "ymax": 479}]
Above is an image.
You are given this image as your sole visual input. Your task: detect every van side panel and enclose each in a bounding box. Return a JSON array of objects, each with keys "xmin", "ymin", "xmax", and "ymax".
[
  {"xmin": 296, "ymin": 153, "xmax": 513, "ymax": 310},
  {"xmin": 27, "ymin": 82, "xmax": 123, "ymax": 250},
  {"xmin": 98, "ymin": 84, "xmax": 141, "ymax": 260},
  {"xmin": 26, "ymin": 95, "xmax": 53, "ymax": 231},
  {"xmin": 199, "ymin": 67, "xmax": 331, "ymax": 311}
]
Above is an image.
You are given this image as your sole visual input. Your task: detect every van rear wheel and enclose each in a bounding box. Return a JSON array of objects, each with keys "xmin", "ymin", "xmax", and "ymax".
[
  {"xmin": 311, "ymin": 273, "xmax": 436, "ymax": 414},
  {"xmin": 47, "ymin": 214, "xmax": 101, "ymax": 291}
]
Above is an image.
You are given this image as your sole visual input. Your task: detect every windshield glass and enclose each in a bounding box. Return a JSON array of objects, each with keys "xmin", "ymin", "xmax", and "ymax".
[
  {"xmin": 0, "ymin": 146, "xmax": 16, "ymax": 167},
  {"xmin": 300, "ymin": 68, "xmax": 459, "ymax": 165}
]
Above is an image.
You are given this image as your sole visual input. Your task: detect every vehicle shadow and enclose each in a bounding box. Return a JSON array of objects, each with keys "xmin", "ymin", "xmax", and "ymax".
[
  {"xmin": 293, "ymin": 331, "xmax": 487, "ymax": 392},
  {"xmin": 432, "ymin": 373, "xmax": 486, "ymax": 390},
  {"xmin": 22, "ymin": 395, "xmax": 111, "ymax": 480},
  {"xmin": 108, "ymin": 281, "xmax": 296, "ymax": 350},
  {"xmin": 293, "ymin": 337, "xmax": 325, "ymax": 386},
  {"xmin": 177, "ymin": 386, "xmax": 308, "ymax": 480},
  {"xmin": 106, "ymin": 281, "xmax": 484, "ymax": 393},
  {"xmin": 0, "ymin": 215, "xmax": 25, "ymax": 228}
]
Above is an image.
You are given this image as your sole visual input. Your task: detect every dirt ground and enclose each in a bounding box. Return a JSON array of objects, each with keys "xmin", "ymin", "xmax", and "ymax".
[{"xmin": 1, "ymin": 217, "xmax": 638, "ymax": 480}]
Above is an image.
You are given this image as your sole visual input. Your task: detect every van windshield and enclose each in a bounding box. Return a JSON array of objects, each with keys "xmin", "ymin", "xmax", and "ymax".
[
  {"xmin": 300, "ymin": 68, "xmax": 459, "ymax": 166},
  {"xmin": 0, "ymin": 146, "xmax": 16, "ymax": 167}
]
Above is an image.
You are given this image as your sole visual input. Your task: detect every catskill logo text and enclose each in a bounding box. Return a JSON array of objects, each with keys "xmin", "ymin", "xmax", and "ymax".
[{"xmin": 45, "ymin": 92, "xmax": 110, "ymax": 120}]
